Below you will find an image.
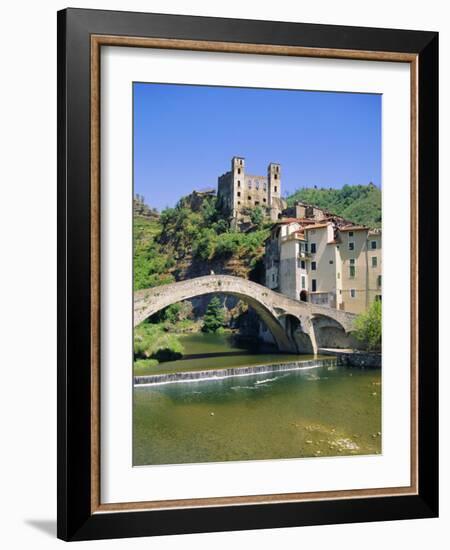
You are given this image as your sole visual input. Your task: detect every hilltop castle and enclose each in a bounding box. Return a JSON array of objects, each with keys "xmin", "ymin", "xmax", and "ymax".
[{"xmin": 217, "ymin": 157, "xmax": 287, "ymax": 223}]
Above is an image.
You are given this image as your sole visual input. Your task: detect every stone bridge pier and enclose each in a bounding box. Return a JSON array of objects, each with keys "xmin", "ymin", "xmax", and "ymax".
[{"xmin": 134, "ymin": 275, "xmax": 357, "ymax": 355}]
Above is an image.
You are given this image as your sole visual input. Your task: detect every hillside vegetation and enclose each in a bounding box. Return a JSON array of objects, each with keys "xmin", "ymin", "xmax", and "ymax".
[
  {"xmin": 134, "ymin": 195, "xmax": 270, "ymax": 291},
  {"xmin": 286, "ymin": 184, "xmax": 381, "ymax": 228}
]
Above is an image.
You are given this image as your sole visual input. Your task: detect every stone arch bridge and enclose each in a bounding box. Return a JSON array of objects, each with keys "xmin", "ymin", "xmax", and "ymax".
[{"xmin": 134, "ymin": 275, "xmax": 356, "ymax": 354}]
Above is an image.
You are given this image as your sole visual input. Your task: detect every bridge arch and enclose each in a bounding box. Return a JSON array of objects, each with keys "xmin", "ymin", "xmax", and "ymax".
[
  {"xmin": 311, "ymin": 314, "xmax": 350, "ymax": 349},
  {"xmin": 135, "ymin": 282, "xmax": 295, "ymax": 352},
  {"xmin": 134, "ymin": 275, "xmax": 357, "ymax": 355},
  {"xmin": 277, "ymin": 313, "xmax": 315, "ymax": 354}
]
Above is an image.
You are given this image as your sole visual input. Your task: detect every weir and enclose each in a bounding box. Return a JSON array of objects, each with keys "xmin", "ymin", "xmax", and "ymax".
[{"xmin": 134, "ymin": 357, "xmax": 338, "ymax": 386}]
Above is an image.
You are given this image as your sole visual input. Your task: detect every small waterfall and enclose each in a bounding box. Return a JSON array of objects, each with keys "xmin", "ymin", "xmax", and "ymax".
[{"xmin": 134, "ymin": 357, "xmax": 337, "ymax": 386}]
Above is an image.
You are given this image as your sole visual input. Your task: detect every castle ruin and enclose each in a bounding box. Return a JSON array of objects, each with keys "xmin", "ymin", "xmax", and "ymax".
[{"xmin": 217, "ymin": 157, "xmax": 286, "ymax": 224}]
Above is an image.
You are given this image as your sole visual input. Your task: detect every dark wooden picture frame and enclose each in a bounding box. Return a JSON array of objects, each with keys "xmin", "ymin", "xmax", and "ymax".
[{"xmin": 57, "ymin": 8, "xmax": 438, "ymax": 541}]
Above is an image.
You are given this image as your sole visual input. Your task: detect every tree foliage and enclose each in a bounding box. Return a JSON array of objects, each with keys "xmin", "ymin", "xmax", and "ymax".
[
  {"xmin": 134, "ymin": 194, "xmax": 270, "ymax": 290},
  {"xmin": 201, "ymin": 296, "xmax": 225, "ymax": 333},
  {"xmin": 353, "ymin": 299, "xmax": 382, "ymax": 351},
  {"xmin": 134, "ymin": 322, "xmax": 184, "ymax": 362},
  {"xmin": 157, "ymin": 194, "xmax": 269, "ymax": 266},
  {"xmin": 133, "ymin": 217, "xmax": 175, "ymax": 290},
  {"xmin": 249, "ymin": 206, "xmax": 265, "ymax": 228}
]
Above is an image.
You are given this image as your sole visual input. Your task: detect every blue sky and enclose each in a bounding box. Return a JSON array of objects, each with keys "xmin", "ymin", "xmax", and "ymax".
[{"xmin": 134, "ymin": 83, "xmax": 381, "ymax": 211}]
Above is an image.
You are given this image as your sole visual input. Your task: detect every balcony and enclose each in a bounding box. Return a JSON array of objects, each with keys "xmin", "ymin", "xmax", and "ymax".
[{"xmin": 298, "ymin": 250, "xmax": 312, "ymax": 259}]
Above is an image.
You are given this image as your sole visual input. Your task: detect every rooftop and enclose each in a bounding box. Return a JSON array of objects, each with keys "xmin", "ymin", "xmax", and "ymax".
[
  {"xmin": 304, "ymin": 222, "xmax": 331, "ymax": 230},
  {"xmin": 339, "ymin": 225, "xmax": 369, "ymax": 232}
]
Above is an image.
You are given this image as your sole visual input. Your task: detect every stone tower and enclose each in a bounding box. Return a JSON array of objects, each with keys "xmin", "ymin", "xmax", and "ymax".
[
  {"xmin": 232, "ymin": 156, "xmax": 244, "ymax": 214},
  {"xmin": 268, "ymin": 162, "xmax": 282, "ymax": 221}
]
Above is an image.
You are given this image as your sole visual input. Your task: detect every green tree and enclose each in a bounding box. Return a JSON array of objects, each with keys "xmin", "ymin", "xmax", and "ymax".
[
  {"xmin": 249, "ymin": 206, "xmax": 264, "ymax": 228},
  {"xmin": 201, "ymin": 296, "xmax": 225, "ymax": 333},
  {"xmin": 353, "ymin": 299, "xmax": 382, "ymax": 351}
]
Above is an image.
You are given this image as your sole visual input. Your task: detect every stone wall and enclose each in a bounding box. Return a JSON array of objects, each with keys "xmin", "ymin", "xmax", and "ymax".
[{"xmin": 319, "ymin": 348, "xmax": 381, "ymax": 368}]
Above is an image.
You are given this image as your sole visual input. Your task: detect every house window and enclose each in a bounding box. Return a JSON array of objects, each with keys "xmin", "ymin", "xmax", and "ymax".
[
  {"xmin": 272, "ymin": 273, "xmax": 275, "ymax": 282},
  {"xmin": 248, "ymin": 196, "xmax": 251, "ymax": 201},
  {"xmin": 329, "ymin": 260, "xmax": 334, "ymax": 264},
  {"xmin": 371, "ymin": 240, "xmax": 377, "ymax": 249},
  {"xmin": 375, "ymin": 295, "xmax": 382, "ymax": 302},
  {"xmin": 349, "ymin": 259, "xmax": 355, "ymax": 278},
  {"xmin": 304, "ymin": 242, "xmax": 308, "ymax": 252},
  {"xmin": 237, "ymin": 201, "xmax": 241, "ymax": 205},
  {"xmin": 263, "ymin": 198, "xmax": 266, "ymax": 203},
  {"xmin": 238, "ymin": 180, "xmax": 241, "ymax": 187},
  {"xmin": 238, "ymin": 168, "xmax": 241, "ymax": 174},
  {"xmin": 348, "ymin": 242, "xmax": 354, "ymax": 251},
  {"xmin": 237, "ymin": 191, "xmax": 241, "ymax": 197},
  {"xmin": 274, "ymin": 174, "xmax": 278, "ymax": 180},
  {"xmin": 349, "ymin": 231, "xmax": 354, "ymax": 237},
  {"xmin": 377, "ymin": 275, "xmax": 382, "ymax": 288},
  {"xmin": 311, "ymin": 279, "xmax": 317, "ymax": 292},
  {"xmin": 372, "ymin": 256, "xmax": 378, "ymax": 268},
  {"xmin": 350, "ymin": 289, "xmax": 356, "ymax": 298},
  {"xmin": 337, "ymin": 272, "xmax": 340, "ymax": 279},
  {"xmin": 311, "ymin": 261, "xmax": 317, "ymax": 271},
  {"xmin": 310, "ymin": 243, "xmax": 316, "ymax": 254},
  {"xmin": 255, "ymin": 201, "xmax": 260, "ymax": 206},
  {"xmin": 301, "ymin": 260, "xmax": 305, "ymax": 269},
  {"xmin": 301, "ymin": 276, "xmax": 306, "ymax": 289},
  {"xmin": 274, "ymin": 186, "xmax": 278, "ymax": 192}
]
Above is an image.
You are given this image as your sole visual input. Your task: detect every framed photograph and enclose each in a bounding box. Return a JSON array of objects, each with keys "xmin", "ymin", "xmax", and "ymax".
[{"xmin": 57, "ymin": 8, "xmax": 438, "ymax": 541}]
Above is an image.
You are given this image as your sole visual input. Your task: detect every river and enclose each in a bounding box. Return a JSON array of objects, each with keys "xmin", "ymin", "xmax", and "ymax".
[{"xmin": 133, "ymin": 332, "xmax": 381, "ymax": 466}]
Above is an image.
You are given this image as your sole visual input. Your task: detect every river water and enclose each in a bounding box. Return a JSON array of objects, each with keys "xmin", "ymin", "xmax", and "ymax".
[{"xmin": 133, "ymin": 333, "xmax": 381, "ymax": 466}]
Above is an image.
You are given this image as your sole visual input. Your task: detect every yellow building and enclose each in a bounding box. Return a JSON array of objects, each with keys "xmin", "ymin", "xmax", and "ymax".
[
  {"xmin": 264, "ymin": 216, "xmax": 382, "ymax": 315},
  {"xmin": 338, "ymin": 226, "xmax": 382, "ymax": 314}
]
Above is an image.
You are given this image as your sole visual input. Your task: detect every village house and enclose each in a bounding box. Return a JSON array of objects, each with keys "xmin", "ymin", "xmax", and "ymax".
[{"xmin": 264, "ymin": 208, "xmax": 382, "ymax": 315}]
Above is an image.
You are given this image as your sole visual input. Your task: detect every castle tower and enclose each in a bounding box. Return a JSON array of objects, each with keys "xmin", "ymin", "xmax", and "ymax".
[
  {"xmin": 267, "ymin": 162, "xmax": 281, "ymax": 220},
  {"xmin": 231, "ymin": 156, "xmax": 245, "ymax": 218}
]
